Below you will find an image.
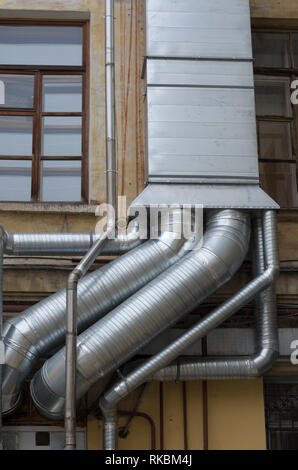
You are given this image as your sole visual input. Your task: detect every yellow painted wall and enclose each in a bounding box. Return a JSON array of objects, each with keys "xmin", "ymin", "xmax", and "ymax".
[
  {"xmin": 207, "ymin": 380, "xmax": 266, "ymax": 450},
  {"xmin": 87, "ymin": 379, "xmax": 266, "ymax": 450}
]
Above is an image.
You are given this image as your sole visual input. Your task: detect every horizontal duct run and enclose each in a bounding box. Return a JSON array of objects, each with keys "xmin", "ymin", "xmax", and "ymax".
[{"xmin": 30, "ymin": 210, "xmax": 250, "ymax": 420}]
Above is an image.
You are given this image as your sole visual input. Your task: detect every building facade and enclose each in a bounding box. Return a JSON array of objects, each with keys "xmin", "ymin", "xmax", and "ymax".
[{"xmin": 0, "ymin": 0, "xmax": 297, "ymax": 450}]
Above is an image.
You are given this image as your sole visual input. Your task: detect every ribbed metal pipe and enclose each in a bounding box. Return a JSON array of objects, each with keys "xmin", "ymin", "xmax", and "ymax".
[
  {"xmin": 3, "ymin": 224, "xmax": 142, "ymax": 256},
  {"xmin": 153, "ymin": 210, "xmax": 279, "ymax": 381},
  {"xmin": 30, "ymin": 210, "xmax": 250, "ymax": 421},
  {"xmin": 98, "ymin": 210, "xmax": 278, "ymax": 449},
  {"xmin": 2, "ymin": 212, "xmax": 188, "ymax": 416}
]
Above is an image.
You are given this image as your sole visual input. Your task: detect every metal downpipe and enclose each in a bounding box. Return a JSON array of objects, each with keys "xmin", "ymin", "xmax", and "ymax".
[
  {"xmin": 105, "ymin": 0, "xmax": 117, "ymax": 230},
  {"xmin": 64, "ymin": 231, "xmax": 111, "ymax": 449},
  {"xmin": 98, "ymin": 210, "xmax": 278, "ymax": 449},
  {"xmin": 30, "ymin": 210, "xmax": 250, "ymax": 422}
]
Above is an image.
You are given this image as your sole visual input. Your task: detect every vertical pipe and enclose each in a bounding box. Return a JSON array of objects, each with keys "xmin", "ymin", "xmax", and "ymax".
[
  {"xmin": 64, "ymin": 233, "xmax": 109, "ymax": 450},
  {"xmin": 103, "ymin": 405, "xmax": 118, "ymax": 450},
  {"xmin": 64, "ymin": 277, "xmax": 78, "ymax": 450},
  {"xmin": 105, "ymin": 0, "xmax": 117, "ymax": 228}
]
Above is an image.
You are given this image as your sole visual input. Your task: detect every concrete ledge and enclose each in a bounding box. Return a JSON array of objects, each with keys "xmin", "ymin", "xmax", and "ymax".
[{"xmin": 0, "ymin": 202, "xmax": 98, "ymax": 214}]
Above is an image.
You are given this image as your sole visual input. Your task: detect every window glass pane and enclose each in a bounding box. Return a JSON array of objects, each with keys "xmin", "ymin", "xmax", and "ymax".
[
  {"xmin": 259, "ymin": 121, "xmax": 292, "ymax": 160},
  {"xmin": 43, "ymin": 75, "xmax": 82, "ymax": 112},
  {"xmin": 252, "ymin": 32, "xmax": 291, "ymax": 68},
  {"xmin": 42, "ymin": 117, "xmax": 82, "ymax": 157},
  {"xmin": 293, "ymin": 34, "xmax": 298, "ymax": 68},
  {"xmin": 0, "ymin": 25, "xmax": 83, "ymax": 66},
  {"xmin": 0, "ymin": 74, "xmax": 34, "ymax": 108},
  {"xmin": 35, "ymin": 432, "xmax": 50, "ymax": 447},
  {"xmin": 0, "ymin": 116, "xmax": 33, "ymax": 156},
  {"xmin": 41, "ymin": 160, "xmax": 81, "ymax": 202},
  {"xmin": 0, "ymin": 160, "xmax": 31, "ymax": 201},
  {"xmin": 255, "ymin": 77, "xmax": 292, "ymax": 117},
  {"xmin": 259, "ymin": 161, "xmax": 298, "ymax": 207}
]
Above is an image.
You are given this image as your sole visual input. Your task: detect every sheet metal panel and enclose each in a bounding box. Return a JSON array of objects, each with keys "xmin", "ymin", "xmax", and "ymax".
[
  {"xmin": 147, "ymin": 59, "xmax": 254, "ymax": 88},
  {"xmin": 146, "ymin": 0, "xmax": 252, "ymax": 59},
  {"xmin": 130, "ymin": 184, "xmax": 279, "ymax": 210},
  {"xmin": 147, "ymin": 86, "xmax": 259, "ymax": 181}
]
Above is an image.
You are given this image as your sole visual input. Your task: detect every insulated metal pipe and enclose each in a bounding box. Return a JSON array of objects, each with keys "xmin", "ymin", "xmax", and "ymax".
[
  {"xmin": 3, "ymin": 226, "xmax": 142, "ymax": 257},
  {"xmin": 64, "ymin": 231, "xmax": 110, "ymax": 450},
  {"xmin": 2, "ymin": 219, "xmax": 187, "ymax": 416},
  {"xmin": 105, "ymin": 0, "xmax": 117, "ymax": 228},
  {"xmin": 30, "ymin": 210, "xmax": 250, "ymax": 422},
  {"xmin": 153, "ymin": 210, "xmax": 279, "ymax": 381},
  {"xmin": 99, "ymin": 211, "xmax": 278, "ymax": 449}
]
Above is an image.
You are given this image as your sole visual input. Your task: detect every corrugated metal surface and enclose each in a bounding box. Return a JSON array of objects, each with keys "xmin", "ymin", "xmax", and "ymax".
[
  {"xmin": 143, "ymin": 0, "xmax": 260, "ymax": 185},
  {"xmin": 146, "ymin": 0, "xmax": 252, "ymax": 59},
  {"xmin": 147, "ymin": 86, "xmax": 258, "ymax": 182},
  {"xmin": 130, "ymin": 0, "xmax": 279, "ymax": 208},
  {"xmin": 147, "ymin": 59, "xmax": 254, "ymax": 88}
]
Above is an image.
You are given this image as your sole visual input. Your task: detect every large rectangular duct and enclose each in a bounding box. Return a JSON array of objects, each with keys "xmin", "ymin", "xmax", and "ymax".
[{"xmin": 131, "ymin": 0, "xmax": 278, "ymax": 209}]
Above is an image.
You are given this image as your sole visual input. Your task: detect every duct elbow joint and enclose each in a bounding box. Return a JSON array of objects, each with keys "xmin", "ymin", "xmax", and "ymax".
[
  {"xmin": 265, "ymin": 262, "xmax": 280, "ymax": 284},
  {"xmin": 252, "ymin": 348, "xmax": 279, "ymax": 376},
  {"xmin": 67, "ymin": 269, "xmax": 81, "ymax": 290}
]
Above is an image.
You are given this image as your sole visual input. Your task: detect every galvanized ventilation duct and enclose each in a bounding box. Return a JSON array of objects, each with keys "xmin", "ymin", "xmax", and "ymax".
[
  {"xmin": 4, "ymin": 226, "xmax": 143, "ymax": 257},
  {"xmin": 153, "ymin": 212, "xmax": 279, "ymax": 381},
  {"xmin": 98, "ymin": 211, "xmax": 279, "ymax": 450},
  {"xmin": 131, "ymin": 0, "xmax": 278, "ymax": 211},
  {"xmin": 30, "ymin": 209, "xmax": 250, "ymax": 420},
  {"xmin": 2, "ymin": 212, "xmax": 189, "ymax": 416}
]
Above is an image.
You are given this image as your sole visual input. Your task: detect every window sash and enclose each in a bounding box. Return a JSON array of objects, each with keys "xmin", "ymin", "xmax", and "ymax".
[
  {"xmin": 0, "ymin": 20, "xmax": 89, "ymax": 202},
  {"xmin": 253, "ymin": 29, "xmax": 298, "ymax": 208}
]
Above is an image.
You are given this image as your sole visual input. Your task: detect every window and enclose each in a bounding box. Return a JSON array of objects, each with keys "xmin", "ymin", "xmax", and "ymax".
[
  {"xmin": 264, "ymin": 381, "xmax": 298, "ymax": 450},
  {"xmin": 253, "ymin": 31, "xmax": 298, "ymax": 208},
  {"xmin": 35, "ymin": 431, "xmax": 50, "ymax": 447},
  {"xmin": 0, "ymin": 22, "xmax": 89, "ymax": 202}
]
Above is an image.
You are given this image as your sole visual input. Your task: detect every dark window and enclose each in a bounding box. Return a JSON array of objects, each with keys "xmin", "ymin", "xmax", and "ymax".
[
  {"xmin": 264, "ymin": 382, "xmax": 298, "ymax": 449},
  {"xmin": 35, "ymin": 431, "xmax": 50, "ymax": 447},
  {"xmin": 0, "ymin": 22, "xmax": 89, "ymax": 202},
  {"xmin": 252, "ymin": 30, "xmax": 298, "ymax": 208}
]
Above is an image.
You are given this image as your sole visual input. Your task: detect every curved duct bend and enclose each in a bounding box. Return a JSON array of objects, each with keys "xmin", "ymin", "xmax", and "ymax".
[
  {"xmin": 2, "ymin": 209, "xmax": 188, "ymax": 416},
  {"xmin": 30, "ymin": 209, "xmax": 250, "ymax": 420},
  {"xmin": 154, "ymin": 211, "xmax": 279, "ymax": 381},
  {"xmin": 98, "ymin": 210, "xmax": 278, "ymax": 450}
]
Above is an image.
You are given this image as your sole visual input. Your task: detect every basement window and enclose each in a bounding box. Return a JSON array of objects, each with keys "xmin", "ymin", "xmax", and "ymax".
[
  {"xmin": 264, "ymin": 381, "xmax": 298, "ymax": 450},
  {"xmin": 0, "ymin": 21, "xmax": 89, "ymax": 203},
  {"xmin": 252, "ymin": 30, "xmax": 298, "ymax": 208},
  {"xmin": 35, "ymin": 431, "xmax": 50, "ymax": 447}
]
